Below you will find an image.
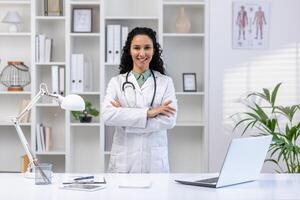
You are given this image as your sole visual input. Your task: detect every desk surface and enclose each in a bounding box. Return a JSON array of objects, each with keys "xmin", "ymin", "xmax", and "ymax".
[{"xmin": 0, "ymin": 173, "xmax": 299, "ymax": 200}]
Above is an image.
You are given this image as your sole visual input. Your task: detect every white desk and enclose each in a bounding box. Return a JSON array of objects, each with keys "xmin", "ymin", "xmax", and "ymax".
[{"xmin": 0, "ymin": 173, "xmax": 299, "ymax": 200}]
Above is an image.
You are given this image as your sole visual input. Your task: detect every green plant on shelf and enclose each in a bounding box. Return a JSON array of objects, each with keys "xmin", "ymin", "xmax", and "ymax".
[{"xmin": 71, "ymin": 100, "xmax": 99, "ymax": 123}]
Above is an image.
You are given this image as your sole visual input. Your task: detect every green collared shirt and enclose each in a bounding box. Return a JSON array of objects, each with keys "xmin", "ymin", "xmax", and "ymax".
[{"xmin": 132, "ymin": 69, "xmax": 152, "ymax": 87}]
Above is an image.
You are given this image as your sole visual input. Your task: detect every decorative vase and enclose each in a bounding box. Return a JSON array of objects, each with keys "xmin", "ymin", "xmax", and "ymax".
[{"xmin": 175, "ymin": 7, "xmax": 191, "ymax": 33}]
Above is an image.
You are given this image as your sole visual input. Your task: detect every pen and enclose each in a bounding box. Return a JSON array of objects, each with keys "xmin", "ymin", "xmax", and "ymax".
[
  {"xmin": 63, "ymin": 181, "xmax": 103, "ymax": 185},
  {"xmin": 74, "ymin": 176, "xmax": 94, "ymax": 181}
]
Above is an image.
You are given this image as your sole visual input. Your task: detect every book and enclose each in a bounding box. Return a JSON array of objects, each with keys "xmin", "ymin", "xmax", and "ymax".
[
  {"xmin": 39, "ymin": 34, "xmax": 46, "ymax": 63},
  {"xmin": 36, "ymin": 123, "xmax": 42, "ymax": 151},
  {"xmin": 60, "ymin": 184, "xmax": 106, "ymax": 192},
  {"xmin": 21, "ymin": 154, "xmax": 29, "ymax": 173},
  {"xmin": 59, "ymin": 175, "xmax": 106, "ymax": 191},
  {"xmin": 45, "ymin": 38, "xmax": 53, "ymax": 63},
  {"xmin": 40, "ymin": 124, "xmax": 45, "ymax": 151},
  {"xmin": 45, "ymin": 127, "xmax": 52, "ymax": 151},
  {"xmin": 35, "ymin": 35, "xmax": 39, "ymax": 62}
]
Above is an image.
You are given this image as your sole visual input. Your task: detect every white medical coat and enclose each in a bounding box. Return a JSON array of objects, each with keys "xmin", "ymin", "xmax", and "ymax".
[{"xmin": 102, "ymin": 70, "xmax": 177, "ymax": 173}]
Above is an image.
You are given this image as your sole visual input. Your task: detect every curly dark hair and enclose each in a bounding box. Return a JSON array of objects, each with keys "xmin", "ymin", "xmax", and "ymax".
[{"xmin": 119, "ymin": 27, "xmax": 165, "ymax": 75}]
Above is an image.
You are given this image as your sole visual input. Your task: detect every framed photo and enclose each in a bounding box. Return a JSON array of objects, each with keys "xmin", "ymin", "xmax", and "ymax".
[
  {"xmin": 232, "ymin": 1, "xmax": 270, "ymax": 49},
  {"xmin": 183, "ymin": 73, "xmax": 197, "ymax": 92},
  {"xmin": 44, "ymin": 0, "xmax": 63, "ymax": 16},
  {"xmin": 72, "ymin": 8, "xmax": 92, "ymax": 33}
]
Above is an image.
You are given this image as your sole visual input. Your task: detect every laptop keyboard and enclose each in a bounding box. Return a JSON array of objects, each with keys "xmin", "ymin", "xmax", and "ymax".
[{"xmin": 196, "ymin": 177, "xmax": 219, "ymax": 183}]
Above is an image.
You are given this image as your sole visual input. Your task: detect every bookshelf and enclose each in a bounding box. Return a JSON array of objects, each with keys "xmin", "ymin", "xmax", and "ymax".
[{"xmin": 0, "ymin": 0, "xmax": 208, "ymax": 173}]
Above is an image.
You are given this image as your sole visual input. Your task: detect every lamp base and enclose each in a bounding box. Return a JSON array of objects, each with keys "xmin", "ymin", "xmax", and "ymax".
[
  {"xmin": 8, "ymin": 24, "xmax": 18, "ymax": 33},
  {"xmin": 8, "ymin": 86, "xmax": 23, "ymax": 91},
  {"xmin": 24, "ymin": 171, "xmax": 35, "ymax": 179}
]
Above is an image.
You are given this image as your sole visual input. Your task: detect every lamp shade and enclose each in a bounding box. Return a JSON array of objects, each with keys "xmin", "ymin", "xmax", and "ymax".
[
  {"xmin": 59, "ymin": 94, "xmax": 85, "ymax": 111},
  {"xmin": 2, "ymin": 11, "xmax": 22, "ymax": 24}
]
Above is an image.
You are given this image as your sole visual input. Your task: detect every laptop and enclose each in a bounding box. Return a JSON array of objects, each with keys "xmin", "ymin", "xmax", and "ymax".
[{"xmin": 175, "ymin": 135, "xmax": 272, "ymax": 188}]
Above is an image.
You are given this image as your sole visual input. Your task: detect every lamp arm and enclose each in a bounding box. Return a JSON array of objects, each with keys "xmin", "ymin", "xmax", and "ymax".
[
  {"xmin": 16, "ymin": 83, "xmax": 60, "ymax": 121},
  {"xmin": 12, "ymin": 119, "xmax": 35, "ymax": 164},
  {"xmin": 13, "ymin": 116, "xmax": 50, "ymax": 184},
  {"xmin": 11, "ymin": 83, "xmax": 54, "ymax": 183},
  {"xmin": 16, "ymin": 89, "xmax": 44, "ymax": 121}
]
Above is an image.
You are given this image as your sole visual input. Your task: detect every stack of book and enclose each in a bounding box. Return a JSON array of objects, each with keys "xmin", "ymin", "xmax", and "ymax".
[
  {"xmin": 36, "ymin": 123, "xmax": 52, "ymax": 152},
  {"xmin": 106, "ymin": 25, "xmax": 129, "ymax": 64},
  {"xmin": 35, "ymin": 34, "xmax": 53, "ymax": 63}
]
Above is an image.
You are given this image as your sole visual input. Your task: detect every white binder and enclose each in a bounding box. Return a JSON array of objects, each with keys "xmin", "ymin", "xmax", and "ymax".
[
  {"xmin": 45, "ymin": 38, "xmax": 52, "ymax": 62},
  {"xmin": 106, "ymin": 25, "xmax": 114, "ymax": 64},
  {"xmin": 121, "ymin": 26, "xmax": 129, "ymax": 49},
  {"xmin": 71, "ymin": 54, "xmax": 77, "ymax": 92},
  {"xmin": 113, "ymin": 25, "xmax": 121, "ymax": 64},
  {"xmin": 51, "ymin": 65, "xmax": 59, "ymax": 95},
  {"xmin": 77, "ymin": 54, "xmax": 84, "ymax": 92},
  {"xmin": 59, "ymin": 66, "xmax": 65, "ymax": 95}
]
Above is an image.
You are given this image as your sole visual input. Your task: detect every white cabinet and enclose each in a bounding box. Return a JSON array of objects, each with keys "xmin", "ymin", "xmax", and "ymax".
[{"xmin": 0, "ymin": 0, "xmax": 208, "ymax": 173}]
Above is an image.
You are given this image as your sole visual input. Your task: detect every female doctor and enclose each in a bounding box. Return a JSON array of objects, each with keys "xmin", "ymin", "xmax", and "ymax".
[{"xmin": 102, "ymin": 27, "xmax": 177, "ymax": 173}]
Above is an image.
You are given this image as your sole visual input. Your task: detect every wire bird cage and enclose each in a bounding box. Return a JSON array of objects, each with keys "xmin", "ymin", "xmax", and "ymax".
[{"xmin": 0, "ymin": 61, "xmax": 31, "ymax": 91}]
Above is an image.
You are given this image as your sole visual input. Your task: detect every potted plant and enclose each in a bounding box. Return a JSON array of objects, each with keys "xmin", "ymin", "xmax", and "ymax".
[
  {"xmin": 71, "ymin": 100, "xmax": 99, "ymax": 123},
  {"xmin": 233, "ymin": 83, "xmax": 300, "ymax": 173}
]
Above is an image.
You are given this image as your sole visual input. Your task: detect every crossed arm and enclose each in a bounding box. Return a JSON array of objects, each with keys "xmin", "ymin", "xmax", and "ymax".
[{"xmin": 102, "ymin": 77, "xmax": 177, "ymax": 133}]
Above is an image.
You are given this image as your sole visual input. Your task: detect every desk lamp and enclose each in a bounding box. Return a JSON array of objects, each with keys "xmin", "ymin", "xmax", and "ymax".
[{"xmin": 12, "ymin": 83, "xmax": 85, "ymax": 183}]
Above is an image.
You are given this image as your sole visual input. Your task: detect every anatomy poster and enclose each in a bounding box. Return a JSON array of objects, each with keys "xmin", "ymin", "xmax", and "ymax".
[{"xmin": 232, "ymin": 1, "xmax": 270, "ymax": 49}]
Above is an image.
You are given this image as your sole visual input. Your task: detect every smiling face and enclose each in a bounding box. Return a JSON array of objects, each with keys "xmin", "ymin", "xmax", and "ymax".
[{"xmin": 130, "ymin": 34, "xmax": 154, "ymax": 73}]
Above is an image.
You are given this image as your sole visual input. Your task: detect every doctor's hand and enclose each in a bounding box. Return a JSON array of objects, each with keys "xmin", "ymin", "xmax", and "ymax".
[
  {"xmin": 111, "ymin": 100, "xmax": 121, "ymax": 108},
  {"xmin": 147, "ymin": 100, "xmax": 176, "ymax": 118}
]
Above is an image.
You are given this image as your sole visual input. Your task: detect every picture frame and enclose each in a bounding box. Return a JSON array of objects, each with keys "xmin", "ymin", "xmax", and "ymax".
[
  {"xmin": 232, "ymin": 1, "xmax": 270, "ymax": 49},
  {"xmin": 72, "ymin": 8, "xmax": 92, "ymax": 33},
  {"xmin": 44, "ymin": 0, "xmax": 63, "ymax": 16},
  {"xmin": 183, "ymin": 73, "xmax": 197, "ymax": 92}
]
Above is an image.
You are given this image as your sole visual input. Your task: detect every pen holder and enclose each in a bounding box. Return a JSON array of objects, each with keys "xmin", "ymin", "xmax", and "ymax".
[{"xmin": 35, "ymin": 163, "xmax": 53, "ymax": 185}]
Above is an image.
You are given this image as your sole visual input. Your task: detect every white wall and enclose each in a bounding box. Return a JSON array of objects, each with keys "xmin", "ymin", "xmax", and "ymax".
[{"xmin": 208, "ymin": 0, "xmax": 300, "ymax": 172}]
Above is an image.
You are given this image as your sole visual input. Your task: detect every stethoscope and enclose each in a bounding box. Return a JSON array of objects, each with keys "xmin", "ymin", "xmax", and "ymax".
[{"xmin": 122, "ymin": 69, "xmax": 156, "ymax": 108}]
